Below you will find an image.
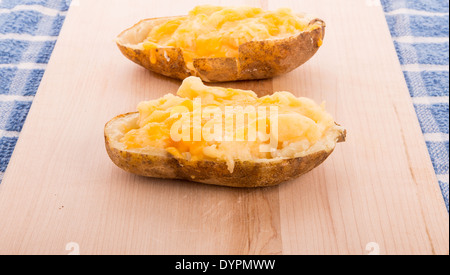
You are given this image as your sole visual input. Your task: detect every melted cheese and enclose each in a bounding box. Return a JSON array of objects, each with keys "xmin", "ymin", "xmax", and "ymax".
[
  {"xmin": 143, "ymin": 5, "xmax": 315, "ymax": 64},
  {"xmin": 120, "ymin": 76, "xmax": 335, "ymax": 172}
]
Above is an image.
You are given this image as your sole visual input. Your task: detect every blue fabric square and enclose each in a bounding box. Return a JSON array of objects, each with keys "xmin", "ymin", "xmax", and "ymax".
[
  {"xmin": 50, "ymin": 14, "xmax": 67, "ymax": 35},
  {"xmin": 426, "ymin": 141, "xmax": 449, "ymax": 176},
  {"xmin": 430, "ymin": 104, "xmax": 449, "ymax": 134},
  {"xmin": 23, "ymin": 69, "xmax": 45, "ymax": 96},
  {"xmin": 438, "ymin": 180, "xmax": 449, "ymax": 212},
  {"xmin": 0, "ymin": 101, "xmax": 14, "ymax": 130},
  {"xmin": 403, "ymin": 71, "xmax": 450, "ymax": 97},
  {"xmin": 3, "ymin": 101, "xmax": 33, "ymax": 132},
  {"xmin": 0, "ymin": 11, "xmax": 42, "ymax": 35},
  {"xmin": 35, "ymin": 40, "xmax": 57, "ymax": 63},
  {"xmin": 0, "ymin": 137, "xmax": 18, "ymax": 173},
  {"xmin": 0, "ymin": 68, "xmax": 18, "ymax": 94},
  {"xmin": 421, "ymin": 71, "xmax": 450, "ymax": 97},
  {"xmin": 0, "ymin": 40, "xmax": 30, "ymax": 63}
]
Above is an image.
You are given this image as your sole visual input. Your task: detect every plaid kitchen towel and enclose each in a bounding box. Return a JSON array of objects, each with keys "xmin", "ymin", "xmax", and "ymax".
[
  {"xmin": 381, "ymin": 0, "xmax": 449, "ymax": 211},
  {"xmin": 0, "ymin": 0, "xmax": 449, "ymax": 210},
  {"xmin": 0, "ymin": 0, "xmax": 71, "ymax": 180}
]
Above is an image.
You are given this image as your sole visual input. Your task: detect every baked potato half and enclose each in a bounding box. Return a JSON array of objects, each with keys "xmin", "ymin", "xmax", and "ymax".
[
  {"xmin": 105, "ymin": 113, "xmax": 345, "ymax": 187},
  {"xmin": 104, "ymin": 77, "xmax": 345, "ymax": 187},
  {"xmin": 116, "ymin": 6, "xmax": 325, "ymax": 82}
]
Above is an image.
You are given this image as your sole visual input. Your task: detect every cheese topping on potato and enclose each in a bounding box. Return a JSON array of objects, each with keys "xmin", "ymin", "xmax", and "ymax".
[
  {"xmin": 120, "ymin": 76, "xmax": 335, "ymax": 172},
  {"xmin": 143, "ymin": 5, "xmax": 316, "ymax": 65}
]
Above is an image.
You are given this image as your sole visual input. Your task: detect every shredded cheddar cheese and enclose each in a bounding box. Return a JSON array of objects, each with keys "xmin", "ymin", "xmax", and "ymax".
[
  {"xmin": 120, "ymin": 76, "xmax": 335, "ymax": 172},
  {"xmin": 143, "ymin": 5, "xmax": 315, "ymax": 64}
]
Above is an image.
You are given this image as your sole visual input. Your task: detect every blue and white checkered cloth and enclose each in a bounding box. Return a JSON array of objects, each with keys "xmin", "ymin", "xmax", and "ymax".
[
  {"xmin": 0, "ymin": 0, "xmax": 449, "ymax": 210},
  {"xmin": 381, "ymin": 0, "xmax": 449, "ymax": 211},
  {"xmin": 0, "ymin": 0, "xmax": 70, "ymax": 180}
]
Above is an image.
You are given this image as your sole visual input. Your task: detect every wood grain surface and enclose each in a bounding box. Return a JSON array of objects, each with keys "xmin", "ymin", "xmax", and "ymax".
[{"xmin": 0, "ymin": 0, "xmax": 448, "ymax": 255}]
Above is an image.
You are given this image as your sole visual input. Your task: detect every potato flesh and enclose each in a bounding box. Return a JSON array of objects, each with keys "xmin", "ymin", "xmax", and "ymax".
[
  {"xmin": 143, "ymin": 5, "xmax": 315, "ymax": 65},
  {"xmin": 120, "ymin": 76, "xmax": 335, "ymax": 172}
]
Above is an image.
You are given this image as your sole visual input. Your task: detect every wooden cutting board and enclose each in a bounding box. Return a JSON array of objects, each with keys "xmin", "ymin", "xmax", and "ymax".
[{"xmin": 0, "ymin": 0, "xmax": 448, "ymax": 255}]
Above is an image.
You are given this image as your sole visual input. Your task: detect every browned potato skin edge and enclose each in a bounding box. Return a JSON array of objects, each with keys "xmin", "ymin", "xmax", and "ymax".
[
  {"xmin": 105, "ymin": 113, "xmax": 345, "ymax": 188},
  {"xmin": 116, "ymin": 16, "xmax": 326, "ymax": 82}
]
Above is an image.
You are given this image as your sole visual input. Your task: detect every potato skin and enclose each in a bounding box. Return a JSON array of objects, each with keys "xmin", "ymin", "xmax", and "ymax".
[
  {"xmin": 105, "ymin": 113, "xmax": 345, "ymax": 188},
  {"xmin": 116, "ymin": 17, "xmax": 325, "ymax": 82}
]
